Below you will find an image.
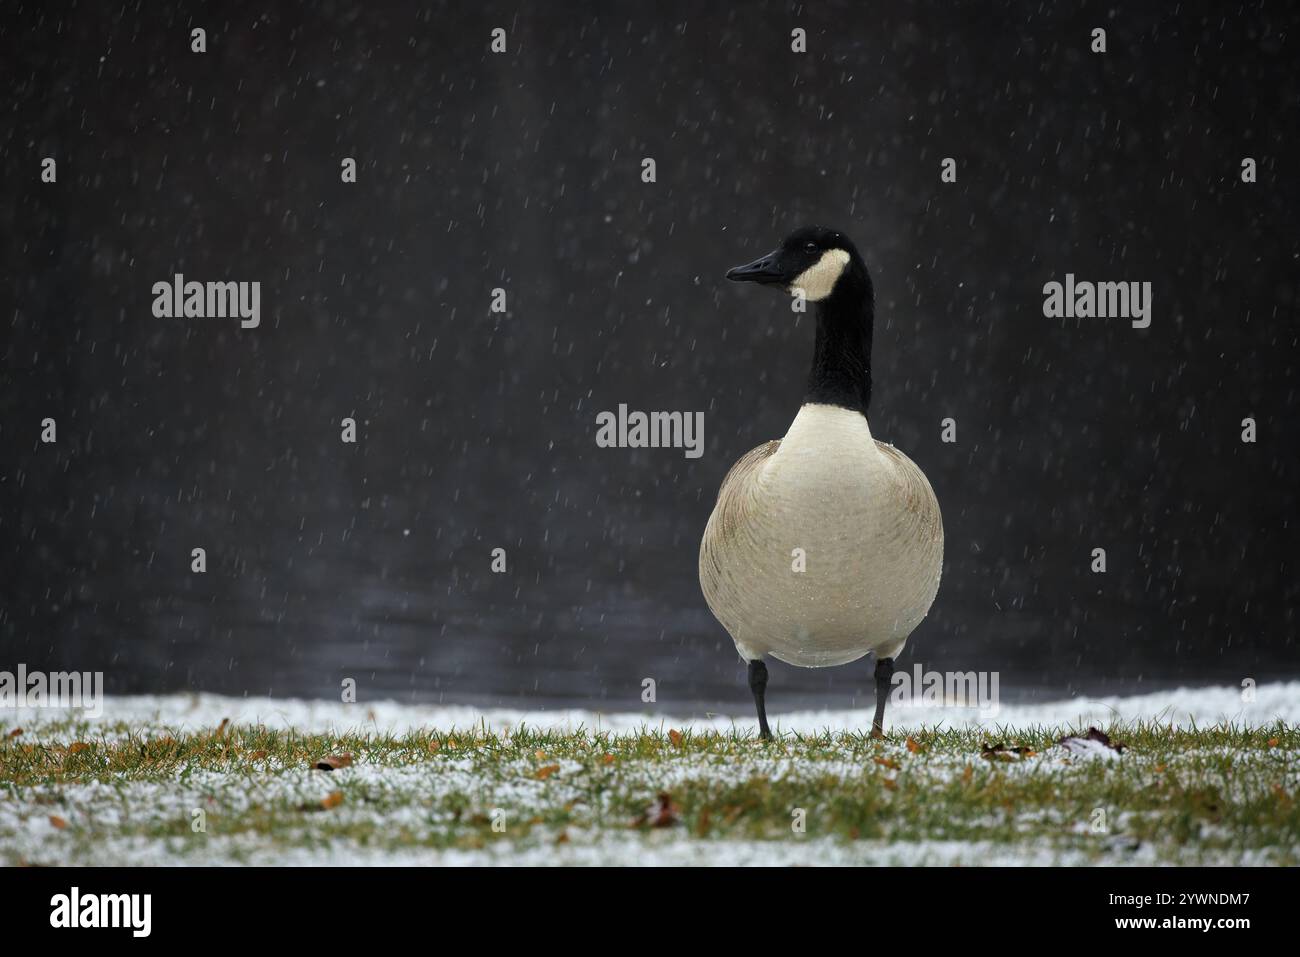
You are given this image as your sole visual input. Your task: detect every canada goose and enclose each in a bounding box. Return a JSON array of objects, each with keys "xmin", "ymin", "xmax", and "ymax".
[{"xmin": 699, "ymin": 226, "xmax": 943, "ymax": 739}]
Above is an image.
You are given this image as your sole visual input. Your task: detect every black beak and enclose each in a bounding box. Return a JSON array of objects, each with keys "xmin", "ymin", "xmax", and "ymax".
[{"xmin": 725, "ymin": 250, "xmax": 786, "ymax": 285}]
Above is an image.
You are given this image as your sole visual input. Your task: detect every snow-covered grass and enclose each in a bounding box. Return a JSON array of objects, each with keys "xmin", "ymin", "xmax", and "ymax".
[{"xmin": 2, "ymin": 684, "xmax": 1297, "ymax": 866}]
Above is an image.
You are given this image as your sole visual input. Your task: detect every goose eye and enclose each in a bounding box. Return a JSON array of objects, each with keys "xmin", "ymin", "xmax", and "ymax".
[{"xmin": 803, "ymin": 242, "xmax": 817, "ymax": 253}]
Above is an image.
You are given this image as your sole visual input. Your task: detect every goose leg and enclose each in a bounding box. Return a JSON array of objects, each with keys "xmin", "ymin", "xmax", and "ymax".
[
  {"xmin": 871, "ymin": 656, "xmax": 895, "ymax": 739},
  {"xmin": 748, "ymin": 659, "xmax": 772, "ymax": 740}
]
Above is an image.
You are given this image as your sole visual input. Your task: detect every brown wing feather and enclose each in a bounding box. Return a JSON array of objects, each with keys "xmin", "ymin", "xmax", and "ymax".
[
  {"xmin": 873, "ymin": 441, "xmax": 944, "ymax": 544},
  {"xmin": 704, "ymin": 439, "xmax": 780, "ymax": 551}
]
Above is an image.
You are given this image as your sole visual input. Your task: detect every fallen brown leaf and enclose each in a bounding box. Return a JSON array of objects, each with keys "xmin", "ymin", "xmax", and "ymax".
[
  {"xmin": 601, "ymin": 753, "xmax": 616, "ymax": 765},
  {"xmin": 535, "ymin": 763, "xmax": 561, "ymax": 780},
  {"xmin": 1057, "ymin": 727, "xmax": 1125, "ymax": 756},
  {"xmin": 905, "ymin": 736, "xmax": 923, "ymax": 754},
  {"xmin": 7, "ymin": 728, "xmax": 22, "ymax": 739},
  {"xmin": 1084, "ymin": 727, "xmax": 1124, "ymax": 751},
  {"xmin": 874, "ymin": 756, "xmax": 900, "ymax": 770},
  {"xmin": 49, "ymin": 815, "xmax": 67, "ymax": 829},
  {"xmin": 313, "ymin": 753, "xmax": 354, "ymax": 771},
  {"xmin": 68, "ymin": 742, "xmax": 90, "ymax": 754},
  {"xmin": 668, "ymin": 729, "xmax": 684, "ymax": 747},
  {"xmin": 982, "ymin": 741, "xmax": 1035, "ymax": 761},
  {"xmin": 1268, "ymin": 737, "xmax": 1280, "ymax": 748},
  {"xmin": 631, "ymin": 792, "xmax": 680, "ymax": 829},
  {"xmin": 320, "ymin": 791, "xmax": 344, "ymax": 810}
]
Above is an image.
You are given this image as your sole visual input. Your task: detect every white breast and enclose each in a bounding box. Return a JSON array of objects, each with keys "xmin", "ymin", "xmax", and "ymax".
[{"xmin": 700, "ymin": 404, "xmax": 944, "ymax": 668}]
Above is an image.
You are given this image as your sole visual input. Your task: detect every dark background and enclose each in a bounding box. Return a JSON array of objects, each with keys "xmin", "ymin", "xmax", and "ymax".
[{"xmin": 2, "ymin": 1, "xmax": 1297, "ymax": 712}]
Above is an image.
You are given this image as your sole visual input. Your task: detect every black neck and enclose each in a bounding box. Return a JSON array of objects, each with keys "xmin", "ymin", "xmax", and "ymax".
[{"xmin": 803, "ymin": 263, "xmax": 874, "ymax": 414}]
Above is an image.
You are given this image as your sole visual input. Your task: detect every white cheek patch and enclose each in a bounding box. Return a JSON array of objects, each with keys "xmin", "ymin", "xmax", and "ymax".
[{"xmin": 789, "ymin": 249, "xmax": 850, "ymax": 302}]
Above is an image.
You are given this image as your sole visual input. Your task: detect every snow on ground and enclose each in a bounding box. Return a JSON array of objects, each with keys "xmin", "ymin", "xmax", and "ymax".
[
  {"xmin": 12, "ymin": 831, "xmax": 1272, "ymax": 868},
  {"xmin": 4, "ymin": 682, "xmax": 1294, "ymax": 866},
  {"xmin": 8, "ymin": 680, "xmax": 1297, "ymax": 739}
]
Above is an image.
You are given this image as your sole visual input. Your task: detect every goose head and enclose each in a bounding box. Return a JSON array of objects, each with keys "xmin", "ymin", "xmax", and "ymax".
[
  {"xmin": 726, "ymin": 225, "xmax": 876, "ymax": 413},
  {"xmin": 725, "ymin": 226, "xmax": 867, "ymax": 304}
]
